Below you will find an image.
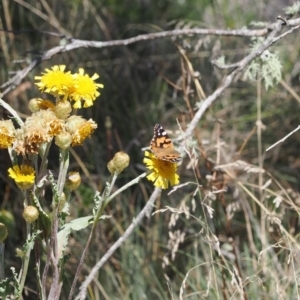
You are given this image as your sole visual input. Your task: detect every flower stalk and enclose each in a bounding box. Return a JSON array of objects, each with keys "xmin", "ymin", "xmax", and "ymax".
[
  {"xmin": 68, "ymin": 170, "xmax": 145, "ymax": 300},
  {"xmin": 17, "ymin": 222, "xmax": 32, "ymax": 297},
  {"xmin": 67, "ymin": 172, "xmax": 117, "ymax": 300}
]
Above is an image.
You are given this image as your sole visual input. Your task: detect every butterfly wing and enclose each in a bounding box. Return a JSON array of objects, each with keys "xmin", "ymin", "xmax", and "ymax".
[{"xmin": 150, "ymin": 124, "xmax": 181, "ymax": 162}]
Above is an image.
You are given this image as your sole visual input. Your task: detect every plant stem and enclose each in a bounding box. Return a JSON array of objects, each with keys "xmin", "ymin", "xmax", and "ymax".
[
  {"xmin": 17, "ymin": 222, "xmax": 31, "ymax": 299},
  {"xmin": 68, "ymin": 172, "xmax": 146, "ymax": 300},
  {"xmin": 75, "ymin": 187, "xmax": 161, "ymax": 300},
  {"xmin": 38, "ymin": 142, "xmax": 52, "ymax": 181},
  {"xmin": 0, "ymin": 243, "xmax": 4, "ymax": 281},
  {"xmin": 45, "ymin": 149, "xmax": 69, "ymax": 300},
  {"xmin": 67, "ymin": 173, "xmax": 117, "ymax": 300},
  {"xmin": 105, "ymin": 172, "xmax": 147, "ymax": 205},
  {"xmin": 57, "ymin": 149, "xmax": 70, "ymax": 196}
]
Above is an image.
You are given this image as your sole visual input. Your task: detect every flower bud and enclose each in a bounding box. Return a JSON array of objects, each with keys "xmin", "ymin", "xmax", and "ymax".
[
  {"xmin": 0, "ymin": 223, "xmax": 8, "ymax": 242},
  {"xmin": 54, "ymin": 100, "xmax": 72, "ymax": 120},
  {"xmin": 65, "ymin": 116, "xmax": 85, "ymax": 135},
  {"xmin": 107, "ymin": 160, "xmax": 116, "ymax": 174},
  {"xmin": 22, "ymin": 206, "xmax": 39, "ymax": 223},
  {"xmin": 17, "ymin": 182, "xmax": 34, "ymax": 191},
  {"xmin": 65, "ymin": 116, "xmax": 97, "ymax": 146},
  {"xmin": 0, "ymin": 120, "xmax": 15, "ymax": 149},
  {"xmin": 107, "ymin": 151, "xmax": 130, "ymax": 175},
  {"xmin": 0, "ymin": 210, "xmax": 14, "ymax": 228},
  {"xmin": 28, "ymin": 98, "xmax": 55, "ymax": 112},
  {"xmin": 65, "ymin": 172, "xmax": 81, "ymax": 191},
  {"xmin": 55, "ymin": 132, "xmax": 72, "ymax": 150},
  {"xmin": 28, "ymin": 98, "xmax": 43, "ymax": 113}
]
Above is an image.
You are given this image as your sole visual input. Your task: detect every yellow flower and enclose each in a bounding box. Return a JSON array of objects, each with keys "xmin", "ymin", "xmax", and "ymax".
[
  {"xmin": 143, "ymin": 151, "xmax": 179, "ymax": 189},
  {"xmin": 35, "ymin": 65, "xmax": 74, "ymax": 96},
  {"xmin": 8, "ymin": 165, "xmax": 35, "ymax": 190},
  {"xmin": 70, "ymin": 68, "xmax": 104, "ymax": 108},
  {"xmin": 0, "ymin": 120, "xmax": 15, "ymax": 148}
]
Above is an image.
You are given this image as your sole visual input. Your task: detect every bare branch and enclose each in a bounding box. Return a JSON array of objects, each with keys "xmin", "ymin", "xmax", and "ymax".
[
  {"xmin": 2, "ymin": 17, "xmax": 300, "ymax": 96},
  {"xmin": 266, "ymin": 125, "xmax": 300, "ymax": 151},
  {"xmin": 178, "ymin": 20, "xmax": 300, "ymax": 144}
]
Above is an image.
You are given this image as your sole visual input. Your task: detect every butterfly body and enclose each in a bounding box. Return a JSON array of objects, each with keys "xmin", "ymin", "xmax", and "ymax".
[{"xmin": 150, "ymin": 124, "xmax": 181, "ymax": 163}]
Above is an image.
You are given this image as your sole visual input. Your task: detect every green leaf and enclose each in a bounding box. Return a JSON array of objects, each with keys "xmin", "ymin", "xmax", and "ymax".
[
  {"xmin": 284, "ymin": 2, "xmax": 300, "ymax": 15},
  {"xmin": 57, "ymin": 215, "xmax": 110, "ymax": 258},
  {"xmin": 0, "ymin": 277, "xmax": 13, "ymax": 298},
  {"xmin": 23, "ymin": 230, "xmax": 42, "ymax": 253},
  {"xmin": 49, "ymin": 171, "xmax": 59, "ymax": 205},
  {"xmin": 11, "ymin": 267, "xmax": 21, "ymax": 298},
  {"xmin": 245, "ymin": 38, "xmax": 282, "ymax": 89},
  {"xmin": 59, "ymin": 216, "xmax": 93, "ymax": 232},
  {"xmin": 92, "ymin": 191, "xmax": 103, "ymax": 216}
]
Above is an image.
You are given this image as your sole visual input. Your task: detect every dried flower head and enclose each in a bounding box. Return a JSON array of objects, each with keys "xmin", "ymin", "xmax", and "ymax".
[
  {"xmin": 38, "ymin": 110, "xmax": 64, "ymax": 136},
  {"xmin": 65, "ymin": 116, "xmax": 97, "ymax": 146},
  {"xmin": 0, "ymin": 120, "xmax": 16, "ymax": 149},
  {"xmin": 65, "ymin": 115, "xmax": 85, "ymax": 134},
  {"xmin": 71, "ymin": 120, "xmax": 97, "ymax": 146},
  {"xmin": 13, "ymin": 128, "xmax": 26, "ymax": 155},
  {"xmin": 23, "ymin": 116, "xmax": 51, "ymax": 154}
]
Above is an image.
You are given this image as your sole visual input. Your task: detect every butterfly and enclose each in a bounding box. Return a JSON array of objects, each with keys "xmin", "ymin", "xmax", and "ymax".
[{"xmin": 149, "ymin": 124, "xmax": 181, "ymax": 163}]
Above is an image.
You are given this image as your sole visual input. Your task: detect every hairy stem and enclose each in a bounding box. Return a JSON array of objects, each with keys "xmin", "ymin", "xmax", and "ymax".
[
  {"xmin": 45, "ymin": 150, "xmax": 69, "ymax": 300},
  {"xmin": 17, "ymin": 222, "xmax": 31, "ymax": 299}
]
